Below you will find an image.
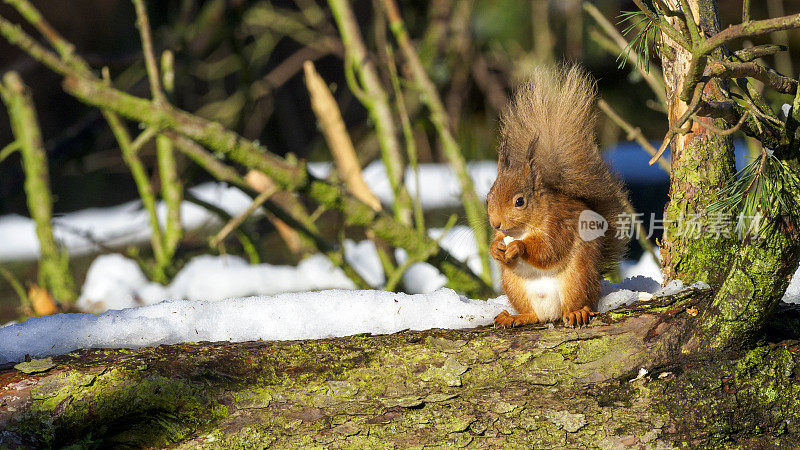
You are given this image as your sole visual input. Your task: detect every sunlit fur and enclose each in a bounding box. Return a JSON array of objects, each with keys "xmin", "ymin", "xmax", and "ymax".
[{"xmin": 487, "ymin": 64, "xmax": 629, "ymax": 327}]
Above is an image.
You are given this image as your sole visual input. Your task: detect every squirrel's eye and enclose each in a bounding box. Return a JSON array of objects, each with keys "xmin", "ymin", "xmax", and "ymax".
[{"xmin": 514, "ymin": 196, "xmax": 525, "ymax": 208}]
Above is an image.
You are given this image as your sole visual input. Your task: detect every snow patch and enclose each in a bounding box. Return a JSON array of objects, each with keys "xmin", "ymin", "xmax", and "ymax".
[
  {"xmin": 0, "ymin": 288, "xmax": 513, "ymax": 364},
  {"xmin": 77, "ymin": 253, "xmax": 357, "ymax": 313}
]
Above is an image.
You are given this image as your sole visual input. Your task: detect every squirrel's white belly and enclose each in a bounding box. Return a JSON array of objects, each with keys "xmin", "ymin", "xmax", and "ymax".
[{"xmin": 512, "ymin": 261, "xmax": 562, "ymax": 322}]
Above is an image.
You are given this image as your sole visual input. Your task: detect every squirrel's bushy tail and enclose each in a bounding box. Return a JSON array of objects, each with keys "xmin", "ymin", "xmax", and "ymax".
[{"xmin": 501, "ymin": 64, "xmax": 630, "ymax": 273}]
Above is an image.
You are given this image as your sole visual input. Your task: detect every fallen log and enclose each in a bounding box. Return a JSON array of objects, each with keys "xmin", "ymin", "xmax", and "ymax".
[{"xmin": 2, "ymin": 289, "xmax": 800, "ymax": 448}]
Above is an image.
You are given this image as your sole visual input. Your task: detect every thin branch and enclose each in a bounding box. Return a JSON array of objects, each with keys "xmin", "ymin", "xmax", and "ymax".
[
  {"xmin": 99, "ymin": 68, "xmax": 168, "ymax": 281},
  {"xmin": 678, "ymin": 0, "xmax": 700, "ymax": 45},
  {"xmin": 183, "ymin": 192, "xmax": 261, "ymax": 264},
  {"xmin": 734, "ymin": 44, "xmax": 787, "ymax": 62},
  {"xmin": 708, "ymin": 59, "xmax": 797, "ymax": 95},
  {"xmin": 743, "ymin": 0, "xmax": 751, "ymax": 23},
  {"xmin": 386, "ymin": 44, "xmax": 425, "ymax": 238},
  {"xmin": 650, "ymin": 81, "xmax": 706, "ymax": 166},
  {"xmin": 0, "ymin": 140, "xmax": 20, "ymax": 163},
  {"xmin": 249, "ymin": 37, "xmax": 343, "ymax": 99},
  {"xmin": 704, "ymin": 13, "xmax": 800, "ymax": 52},
  {"xmin": 210, "ymin": 185, "xmax": 279, "ymax": 249},
  {"xmin": 303, "ymin": 60, "xmax": 382, "ymax": 211},
  {"xmin": 681, "ymin": 12, "xmax": 800, "ymax": 102},
  {"xmin": 381, "ymin": 0, "xmax": 493, "ymax": 285},
  {"xmin": 694, "ymin": 110, "xmax": 749, "ymax": 136},
  {"xmin": 0, "ymin": 263, "xmax": 29, "ymax": 310},
  {"xmin": 0, "ymin": 71, "xmax": 75, "ymax": 302},
  {"xmin": 4, "ymin": 0, "xmax": 83, "ymax": 70},
  {"xmin": 155, "ymin": 135, "xmax": 183, "ymax": 260},
  {"xmin": 598, "ymin": 99, "xmax": 671, "ymax": 172},
  {"xmin": 131, "ymin": 0, "xmax": 165, "ymax": 104},
  {"xmin": 327, "ymin": 0, "xmax": 412, "ymax": 225}
]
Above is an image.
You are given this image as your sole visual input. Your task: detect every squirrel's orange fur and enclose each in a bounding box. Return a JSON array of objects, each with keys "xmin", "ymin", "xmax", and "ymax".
[{"xmin": 487, "ymin": 65, "xmax": 629, "ymax": 328}]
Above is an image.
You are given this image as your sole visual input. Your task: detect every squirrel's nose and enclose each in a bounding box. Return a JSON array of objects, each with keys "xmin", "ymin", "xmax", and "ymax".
[{"xmin": 491, "ymin": 220, "xmax": 501, "ymax": 230}]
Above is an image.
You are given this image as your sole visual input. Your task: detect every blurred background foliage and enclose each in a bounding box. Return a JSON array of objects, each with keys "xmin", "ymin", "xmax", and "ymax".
[
  {"xmin": 3, "ymin": 0, "xmax": 797, "ymax": 216},
  {"xmin": 1, "ymin": 0, "xmax": 799, "ymax": 320}
]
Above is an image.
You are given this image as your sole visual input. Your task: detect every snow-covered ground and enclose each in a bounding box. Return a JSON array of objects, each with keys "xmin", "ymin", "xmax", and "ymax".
[
  {"xmin": 0, "ymin": 278, "xmax": 701, "ymax": 365},
  {"xmin": 73, "ymin": 225, "xmax": 663, "ymax": 313},
  {"xmin": 1, "ymin": 153, "xmax": 799, "ymax": 365}
]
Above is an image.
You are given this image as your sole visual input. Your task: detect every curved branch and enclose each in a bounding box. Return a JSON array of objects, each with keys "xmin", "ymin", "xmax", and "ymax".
[{"xmin": 707, "ymin": 59, "xmax": 797, "ymax": 95}]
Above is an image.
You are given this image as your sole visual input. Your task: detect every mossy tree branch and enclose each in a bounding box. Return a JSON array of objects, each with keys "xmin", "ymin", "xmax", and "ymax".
[
  {"xmin": 381, "ymin": 0, "xmax": 493, "ymax": 286},
  {"xmin": 680, "ymin": 12, "xmax": 800, "ymax": 103},
  {"xmin": 133, "ymin": 0, "xmax": 184, "ymax": 280},
  {"xmin": 0, "ymin": 72, "xmax": 75, "ymax": 303},
  {"xmin": 3, "ymin": 292, "xmax": 800, "ymax": 447},
  {"xmin": 0, "ymin": 6, "xmax": 492, "ymax": 297},
  {"xmin": 326, "ymin": 0, "xmax": 413, "ymax": 226}
]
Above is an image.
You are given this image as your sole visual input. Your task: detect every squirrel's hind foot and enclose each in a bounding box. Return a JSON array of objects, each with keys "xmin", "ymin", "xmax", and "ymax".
[
  {"xmin": 494, "ymin": 310, "xmax": 538, "ymax": 328},
  {"xmin": 562, "ymin": 306, "xmax": 593, "ymax": 328}
]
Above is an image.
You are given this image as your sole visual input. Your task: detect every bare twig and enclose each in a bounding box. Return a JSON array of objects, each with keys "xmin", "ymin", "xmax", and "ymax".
[
  {"xmin": 734, "ymin": 44, "xmax": 787, "ymax": 62},
  {"xmin": 707, "ymin": 59, "xmax": 797, "ymax": 95},
  {"xmin": 249, "ymin": 37, "xmax": 343, "ymax": 99},
  {"xmin": 681, "ymin": 12, "xmax": 800, "ymax": 102},
  {"xmin": 131, "ymin": 0, "xmax": 165, "ymax": 104},
  {"xmin": 471, "ymin": 55, "xmax": 508, "ymax": 113},
  {"xmin": 650, "ymin": 81, "xmax": 705, "ymax": 166},
  {"xmin": 210, "ymin": 185, "xmax": 279, "ymax": 249},
  {"xmin": 132, "ymin": 0, "xmax": 183, "ymax": 267},
  {"xmin": 0, "ymin": 140, "xmax": 20, "ymax": 163},
  {"xmin": 386, "ymin": 44, "xmax": 425, "ymax": 238},
  {"xmin": 598, "ymin": 99, "xmax": 671, "ymax": 172},
  {"xmin": 0, "ymin": 72, "xmax": 75, "ymax": 302},
  {"xmin": 381, "ymin": 0, "xmax": 492, "ymax": 285},
  {"xmin": 184, "ymin": 192, "xmax": 261, "ymax": 264},
  {"xmin": 694, "ymin": 110, "xmax": 749, "ymax": 136},
  {"xmin": 327, "ymin": 0, "xmax": 412, "ymax": 225},
  {"xmin": 303, "ymin": 60, "xmax": 381, "ymax": 211}
]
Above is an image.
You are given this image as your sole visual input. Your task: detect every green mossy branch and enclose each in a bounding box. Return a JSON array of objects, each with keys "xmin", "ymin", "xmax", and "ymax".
[
  {"xmin": 382, "ymin": 0, "xmax": 493, "ymax": 285},
  {"xmin": 0, "ymin": 5, "xmax": 492, "ymax": 297},
  {"xmin": 2, "ymin": 300, "xmax": 799, "ymax": 447},
  {"xmin": 0, "ymin": 72, "xmax": 75, "ymax": 303}
]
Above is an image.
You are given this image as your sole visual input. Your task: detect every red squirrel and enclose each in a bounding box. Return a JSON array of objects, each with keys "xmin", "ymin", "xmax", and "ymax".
[{"xmin": 487, "ymin": 65, "xmax": 629, "ymax": 328}]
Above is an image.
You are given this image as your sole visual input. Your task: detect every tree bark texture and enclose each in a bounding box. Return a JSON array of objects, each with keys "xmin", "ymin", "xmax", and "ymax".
[
  {"xmin": 2, "ymin": 291, "xmax": 800, "ymax": 448},
  {"xmin": 659, "ymin": 0, "xmax": 737, "ymax": 287},
  {"xmin": 658, "ymin": 0, "xmax": 800, "ymax": 350}
]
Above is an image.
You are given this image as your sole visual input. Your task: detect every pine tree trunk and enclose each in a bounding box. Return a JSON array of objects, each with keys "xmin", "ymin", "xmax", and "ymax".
[
  {"xmin": 659, "ymin": 0, "xmax": 736, "ymax": 287},
  {"xmin": 659, "ymin": 0, "xmax": 800, "ymax": 350}
]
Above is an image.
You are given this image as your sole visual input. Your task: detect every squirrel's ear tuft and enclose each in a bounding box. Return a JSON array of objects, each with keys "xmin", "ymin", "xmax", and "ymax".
[
  {"xmin": 526, "ymin": 135, "xmax": 538, "ymax": 168},
  {"xmin": 498, "ymin": 135, "xmax": 510, "ymax": 170}
]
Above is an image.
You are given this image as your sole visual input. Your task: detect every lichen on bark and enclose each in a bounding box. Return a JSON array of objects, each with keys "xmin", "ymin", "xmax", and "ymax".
[{"xmin": 3, "ymin": 295, "xmax": 800, "ymax": 448}]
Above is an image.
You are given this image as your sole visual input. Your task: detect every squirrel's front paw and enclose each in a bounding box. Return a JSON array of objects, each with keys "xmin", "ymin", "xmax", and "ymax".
[
  {"xmin": 502, "ymin": 240, "xmax": 525, "ymax": 263},
  {"xmin": 490, "ymin": 238, "xmax": 507, "ymax": 262}
]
